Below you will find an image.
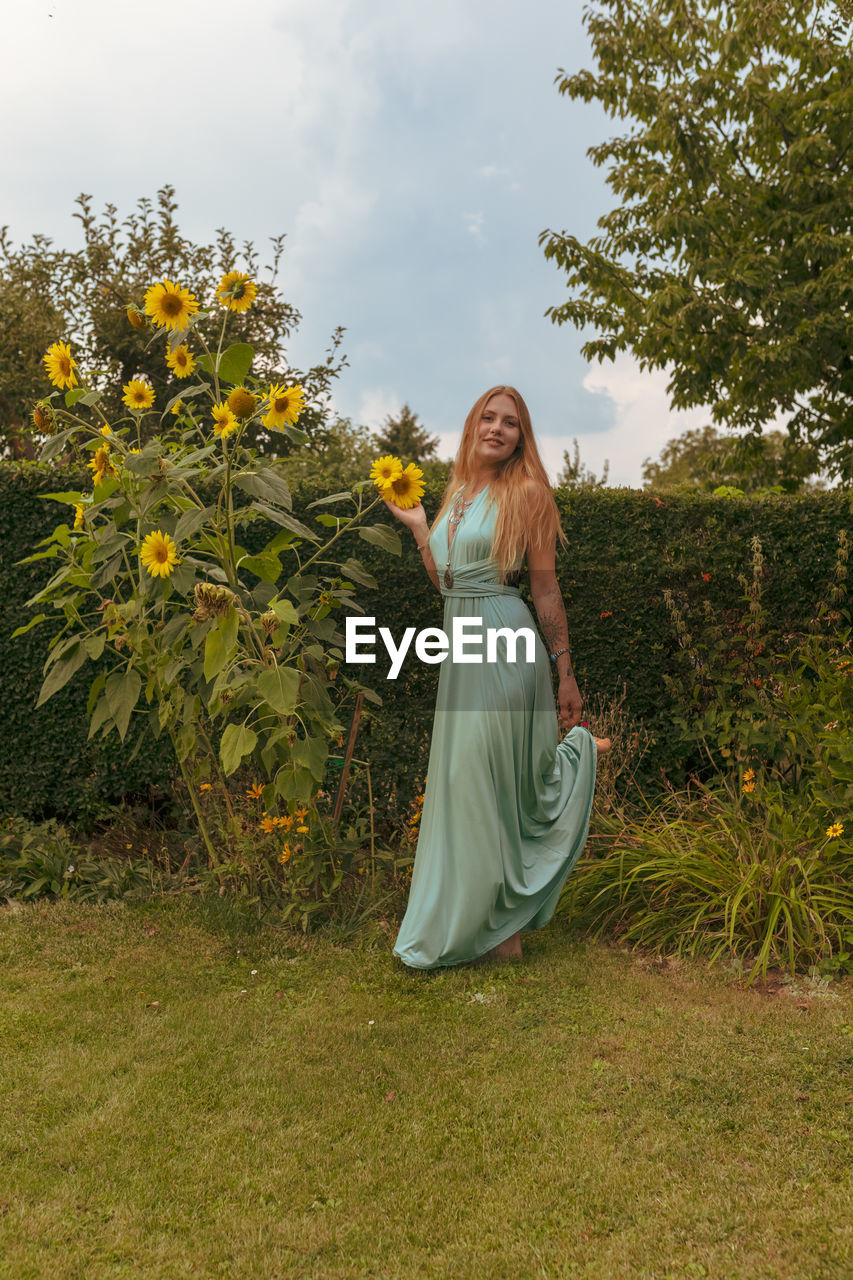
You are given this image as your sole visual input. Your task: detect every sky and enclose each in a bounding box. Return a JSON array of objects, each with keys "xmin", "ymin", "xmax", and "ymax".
[{"xmin": 4, "ymin": 0, "xmax": 717, "ymax": 485}]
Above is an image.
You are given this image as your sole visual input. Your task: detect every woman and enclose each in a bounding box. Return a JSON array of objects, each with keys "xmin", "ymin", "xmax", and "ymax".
[{"xmin": 384, "ymin": 386, "xmax": 610, "ymax": 968}]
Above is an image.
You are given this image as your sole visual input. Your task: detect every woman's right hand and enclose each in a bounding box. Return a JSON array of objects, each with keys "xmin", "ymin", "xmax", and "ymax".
[{"xmin": 382, "ymin": 497, "xmax": 428, "ymax": 537}]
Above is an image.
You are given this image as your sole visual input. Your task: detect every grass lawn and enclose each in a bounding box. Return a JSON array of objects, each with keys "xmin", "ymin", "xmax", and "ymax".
[{"xmin": 1, "ymin": 896, "xmax": 851, "ymax": 1280}]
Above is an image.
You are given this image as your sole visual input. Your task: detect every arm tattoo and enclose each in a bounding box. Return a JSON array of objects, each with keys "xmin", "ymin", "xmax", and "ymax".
[{"xmin": 535, "ymin": 586, "xmax": 574, "ymax": 679}]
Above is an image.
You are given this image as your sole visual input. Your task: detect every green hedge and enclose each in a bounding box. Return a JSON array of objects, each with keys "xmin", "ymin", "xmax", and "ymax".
[{"xmin": 2, "ymin": 460, "xmax": 850, "ymax": 825}]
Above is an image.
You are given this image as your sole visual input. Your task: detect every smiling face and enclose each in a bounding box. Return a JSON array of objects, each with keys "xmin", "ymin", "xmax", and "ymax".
[{"xmin": 473, "ymin": 392, "xmax": 521, "ymax": 472}]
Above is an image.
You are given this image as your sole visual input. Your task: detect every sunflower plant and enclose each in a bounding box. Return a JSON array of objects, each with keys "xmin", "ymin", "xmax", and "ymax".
[{"xmin": 19, "ymin": 274, "xmax": 408, "ymax": 866}]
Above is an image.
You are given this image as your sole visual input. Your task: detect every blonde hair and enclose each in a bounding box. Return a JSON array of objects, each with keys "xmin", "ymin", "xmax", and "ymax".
[{"xmin": 432, "ymin": 385, "xmax": 566, "ymax": 580}]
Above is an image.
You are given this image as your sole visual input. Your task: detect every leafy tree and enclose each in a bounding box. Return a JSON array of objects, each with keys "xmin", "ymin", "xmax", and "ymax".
[
  {"xmin": 540, "ymin": 0, "xmax": 853, "ymax": 482},
  {"xmin": 556, "ymin": 438, "xmax": 611, "ymax": 489},
  {"xmin": 642, "ymin": 424, "xmax": 827, "ymax": 492},
  {"xmin": 372, "ymin": 404, "xmax": 440, "ymax": 464},
  {"xmin": 0, "ymin": 185, "xmax": 346, "ymax": 458}
]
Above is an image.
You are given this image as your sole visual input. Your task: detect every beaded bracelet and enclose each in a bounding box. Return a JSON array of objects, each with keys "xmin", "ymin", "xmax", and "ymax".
[{"xmin": 549, "ymin": 647, "xmax": 570, "ymax": 663}]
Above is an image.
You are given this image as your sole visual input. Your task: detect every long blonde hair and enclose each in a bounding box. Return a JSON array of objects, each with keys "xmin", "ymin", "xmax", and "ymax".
[{"xmin": 432, "ymin": 385, "xmax": 566, "ymax": 580}]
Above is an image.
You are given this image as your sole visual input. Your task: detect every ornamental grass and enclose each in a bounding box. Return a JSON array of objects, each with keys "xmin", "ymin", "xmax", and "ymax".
[{"xmin": 560, "ymin": 782, "xmax": 852, "ymax": 987}]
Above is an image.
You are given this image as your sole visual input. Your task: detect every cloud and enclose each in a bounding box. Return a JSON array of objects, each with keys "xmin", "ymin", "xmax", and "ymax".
[
  {"xmin": 357, "ymin": 388, "xmax": 402, "ymax": 429},
  {"xmin": 571, "ymin": 354, "xmax": 711, "ymax": 487}
]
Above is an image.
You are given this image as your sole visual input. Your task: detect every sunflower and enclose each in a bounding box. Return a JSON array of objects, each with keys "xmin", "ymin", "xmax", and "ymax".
[
  {"xmin": 126, "ymin": 306, "xmax": 147, "ymax": 330},
  {"xmin": 211, "ymin": 403, "xmax": 238, "ymax": 438},
  {"xmin": 826, "ymin": 822, "xmax": 844, "ymax": 839},
  {"xmin": 73, "ymin": 504, "xmax": 85, "ymax": 531},
  {"xmin": 143, "ymin": 279, "xmax": 198, "ymax": 331},
  {"xmin": 165, "ymin": 344, "xmax": 196, "ymax": 379},
  {"xmin": 170, "ymin": 399, "xmax": 184, "ymax": 416},
  {"xmin": 122, "ymin": 379, "xmax": 156, "ymax": 411},
  {"xmin": 370, "ymin": 455, "xmax": 403, "ymax": 489},
  {"xmin": 32, "ymin": 402, "xmax": 54, "ymax": 432},
  {"xmin": 140, "ymin": 529, "xmax": 179, "ymax": 578},
  {"xmin": 263, "ymin": 383, "xmax": 306, "ymax": 431},
  {"xmin": 380, "ymin": 463, "xmax": 425, "ymax": 510},
  {"xmin": 89, "ymin": 445, "xmax": 114, "ymax": 486},
  {"xmin": 216, "ymin": 269, "xmax": 257, "ymax": 313},
  {"xmin": 227, "ymin": 386, "xmax": 258, "ymax": 420},
  {"xmin": 43, "ymin": 340, "xmax": 78, "ymax": 390}
]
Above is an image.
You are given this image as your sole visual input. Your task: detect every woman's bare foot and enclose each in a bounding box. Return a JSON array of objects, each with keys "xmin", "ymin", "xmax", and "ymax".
[
  {"xmin": 595, "ymin": 736, "xmax": 612, "ymax": 755},
  {"xmin": 487, "ymin": 931, "xmax": 523, "ymax": 962}
]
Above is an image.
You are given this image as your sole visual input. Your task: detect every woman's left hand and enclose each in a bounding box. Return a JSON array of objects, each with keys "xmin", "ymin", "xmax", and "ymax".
[{"xmin": 557, "ymin": 674, "xmax": 583, "ymax": 735}]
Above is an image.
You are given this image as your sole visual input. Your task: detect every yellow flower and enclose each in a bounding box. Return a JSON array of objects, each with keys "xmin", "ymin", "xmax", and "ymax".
[
  {"xmin": 73, "ymin": 504, "xmax": 84, "ymax": 531},
  {"xmin": 100, "ymin": 424, "xmax": 113, "ymax": 437},
  {"xmin": 381, "ymin": 463, "xmax": 425, "ymax": 510},
  {"xmin": 211, "ymin": 403, "xmax": 238, "ymax": 438},
  {"xmin": 144, "ymin": 279, "xmax": 198, "ymax": 331},
  {"xmin": 370, "ymin": 455, "xmax": 403, "ymax": 488},
  {"xmin": 743, "ymin": 768, "xmax": 755, "ymax": 782},
  {"xmin": 216, "ymin": 269, "xmax": 257, "ymax": 313},
  {"xmin": 826, "ymin": 822, "xmax": 844, "ymax": 839},
  {"xmin": 246, "ymin": 783, "xmax": 264, "ymax": 800},
  {"xmin": 296, "ymin": 824, "xmax": 309, "ymax": 835},
  {"xmin": 165, "ymin": 345, "xmax": 196, "ymax": 379},
  {"xmin": 259, "ymin": 815, "xmax": 277, "ymax": 834},
  {"xmin": 43, "ymin": 340, "xmax": 78, "ymax": 390},
  {"xmin": 227, "ymin": 386, "xmax": 257, "ymax": 420},
  {"xmin": 294, "ymin": 805, "xmax": 309, "ymax": 820},
  {"xmin": 741, "ymin": 779, "xmax": 755, "ymax": 794},
  {"xmin": 199, "ymin": 783, "xmax": 213, "ymax": 793},
  {"xmin": 263, "ymin": 383, "xmax": 306, "ymax": 431},
  {"xmin": 170, "ymin": 399, "xmax": 184, "ymax": 416},
  {"xmin": 122, "ymin": 378, "xmax": 155, "ymax": 411},
  {"xmin": 279, "ymin": 844, "xmax": 292, "ymax": 865},
  {"xmin": 126, "ymin": 305, "xmax": 147, "ymax": 330},
  {"xmin": 89, "ymin": 445, "xmax": 114, "ymax": 486},
  {"xmin": 275, "ymin": 815, "xmax": 293, "ymax": 830},
  {"xmin": 140, "ymin": 529, "xmax": 179, "ymax": 578}
]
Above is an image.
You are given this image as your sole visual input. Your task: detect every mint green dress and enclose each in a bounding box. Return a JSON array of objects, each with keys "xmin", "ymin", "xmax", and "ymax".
[{"xmin": 392, "ymin": 485, "xmax": 598, "ymax": 970}]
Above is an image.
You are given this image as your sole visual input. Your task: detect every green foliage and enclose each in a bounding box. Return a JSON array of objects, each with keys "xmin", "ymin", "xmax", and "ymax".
[
  {"xmin": 372, "ymin": 403, "xmax": 441, "ymax": 464},
  {"xmin": 643, "ymin": 424, "xmax": 827, "ymax": 494},
  {"xmin": 3, "ymin": 471, "xmax": 852, "ymax": 825},
  {"xmin": 661, "ymin": 530, "xmax": 852, "ymax": 793},
  {"xmin": 541, "ymin": 0, "xmax": 853, "ymax": 480},
  {"xmin": 558, "ymin": 783, "xmax": 853, "ymax": 985},
  {"xmin": 555, "ymin": 438, "xmax": 610, "ymax": 490},
  {"xmin": 20, "ymin": 281, "xmax": 400, "ymax": 866},
  {"xmin": 0, "ymin": 817, "xmax": 157, "ymax": 902},
  {"xmin": 560, "ymin": 529, "xmax": 853, "ymax": 985},
  {"xmin": 0, "ymin": 185, "xmax": 346, "ymax": 457}
]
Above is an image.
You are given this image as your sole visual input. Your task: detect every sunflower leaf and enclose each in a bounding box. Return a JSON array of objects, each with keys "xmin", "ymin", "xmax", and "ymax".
[
  {"xmin": 173, "ymin": 505, "xmax": 216, "ymax": 543},
  {"xmin": 204, "ymin": 607, "xmax": 239, "ymax": 682},
  {"xmin": 233, "ymin": 471, "xmax": 291, "ymax": 510},
  {"xmin": 250, "ymin": 503, "xmax": 317, "ymax": 540},
  {"xmin": 306, "ymin": 491, "xmax": 354, "ymax": 508},
  {"xmin": 218, "ymin": 343, "xmax": 254, "ymax": 386},
  {"xmin": 220, "ymin": 723, "xmax": 258, "ymax": 776},
  {"xmin": 239, "ymin": 551, "xmax": 283, "ymax": 584},
  {"xmin": 105, "ymin": 668, "xmax": 142, "ymax": 743},
  {"xmin": 36, "ymin": 641, "xmax": 87, "ymax": 708},
  {"xmin": 340, "ymin": 558, "xmax": 378, "ymax": 590},
  {"xmin": 358, "ymin": 524, "xmax": 402, "ymax": 556},
  {"xmin": 256, "ymin": 666, "xmax": 301, "ymax": 715},
  {"xmin": 65, "ymin": 388, "xmax": 87, "ymax": 407},
  {"xmin": 39, "ymin": 425, "xmax": 79, "ymax": 462}
]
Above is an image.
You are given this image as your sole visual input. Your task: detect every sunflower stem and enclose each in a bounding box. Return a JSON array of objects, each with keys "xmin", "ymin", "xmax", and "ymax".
[{"xmin": 173, "ymin": 739, "xmax": 220, "ymax": 867}]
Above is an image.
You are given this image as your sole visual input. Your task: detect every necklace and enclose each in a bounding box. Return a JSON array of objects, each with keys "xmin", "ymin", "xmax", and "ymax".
[{"xmin": 444, "ymin": 487, "xmax": 481, "ymax": 587}]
